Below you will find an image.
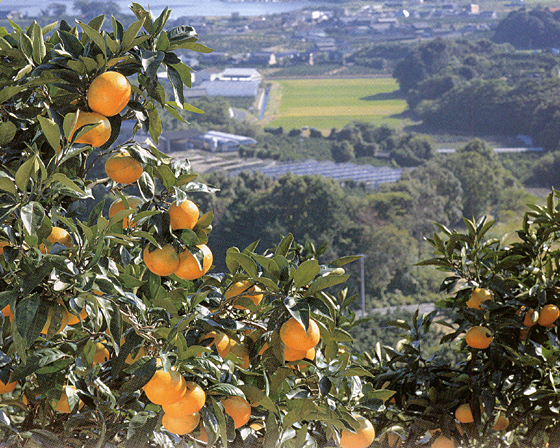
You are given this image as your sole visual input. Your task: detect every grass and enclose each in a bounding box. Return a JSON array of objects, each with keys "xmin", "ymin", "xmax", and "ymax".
[{"xmin": 263, "ymin": 78, "xmax": 410, "ymax": 132}]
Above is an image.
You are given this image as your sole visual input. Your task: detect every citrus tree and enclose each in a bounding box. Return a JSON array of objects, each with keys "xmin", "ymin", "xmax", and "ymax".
[{"xmin": 0, "ymin": 5, "xmax": 385, "ymax": 448}]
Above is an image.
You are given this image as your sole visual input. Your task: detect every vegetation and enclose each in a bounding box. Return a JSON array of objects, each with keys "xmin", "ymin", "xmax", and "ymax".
[{"xmin": 4, "ymin": 5, "xmax": 560, "ymax": 448}]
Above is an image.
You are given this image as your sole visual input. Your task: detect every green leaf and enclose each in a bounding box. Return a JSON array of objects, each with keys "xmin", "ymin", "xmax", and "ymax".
[
  {"xmin": 62, "ymin": 112, "xmax": 79, "ymax": 141},
  {"xmin": 15, "ymin": 155, "xmax": 41, "ymax": 192},
  {"xmin": 170, "ymin": 62, "xmax": 192, "ymax": 88},
  {"xmin": 78, "ymin": 21, "xmax": 106, "ymax": 57},
  {"xmin": 21, "ymin": 201, "xmax": 45, "ymax": 236},
  {"xmin": 226, "ymin": 251, "xmax": 258, "ymax": 277},
  {"xmin": 37, "ymin": 116, "xmax": 61, "ymax": 151},
  {"xmin": 0, "ymin": 86, "xmax": 25, "ymax": 104},
  {"xmin": 176, "ymin": 42, "xmax": 214, "ymax": 53},
  {"xmin": 122, "ymin": 19, "xmax": 145, "ymax": 51},
  {"xmin": 331, "ymin": 255, "xmax": 362, "ymax": 267},
  {"xmin": 275, "ymin": 234, "xmax": 293, "ymax": 257},
  {"xmin": 166, "ymin": 64, "xmax": 185, "ymax": 109},
  {"xmin": 30, "ymin": 21, "xmax": 46, "ymax": 65},
  {"xmin": 306, "ymin": 274, "xmax": 350, "ymax": 295},
  {"xmin": 0, "ymin": 172, "xmax": 16, "ymax": 195},
  {"xmin": 340, "ymin": 367, "xmax": 374, "ymax": 378},
  {"xmin": 0, "ymin": 122, "xmax": 16, "ymax": 146},
  {"xmin": 292, "ymin": 259, "xmax": 320, "ymax": 288}
]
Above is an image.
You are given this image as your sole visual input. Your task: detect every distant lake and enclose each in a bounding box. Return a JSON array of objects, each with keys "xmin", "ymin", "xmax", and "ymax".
[{"xmin": 4, "ymin": 0, "xmax": 333, "ymax": 19}]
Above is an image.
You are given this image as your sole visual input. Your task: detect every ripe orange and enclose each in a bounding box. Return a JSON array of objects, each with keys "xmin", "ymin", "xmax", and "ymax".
[
  {"xmin": 168, "ymin": 199, "xmax": 199, "ymax": 231},
  {"xmin": 466, "ymin": 288, "xmax": 494, "ymax": 310},
  {"xmin": 126, "ymin": 346, "xmax": 147, "ymax": 365},
  {"xmin": 41, "ymin": 305, "xmax": 68, "ymax": 335},
  {"xmin": 162, "ymin": 381, "xmax": 206, "ymax": 416},
  {"xmin": 537, "ymin": 304, "xmax": 560, "ymax": 326},
  {"xmin": 431, "ymin": 434, "xmax": 455, "ymax": 448},
  {"xmin": 39, "ymin": 226, "xmax": 73, "ymax": 253},
  {"xmin": 222, "ymin": 396, "xmax": 251, "ymax": 429},
  {"xmin": 0, "ymin": 241, "xmax": 9, "ymax": 255},
  {"xmin": 71, "ymin": 111, "xmax": 111, "ymax": 147},
  {"xmin": 174, "ymin": 244, "xmax": 213, "ymax": 280},
  {"xmin": 108, "ymin": 196, "xmax": 143, "ymax": 229},
  {"xmin": 492, "ymin": 412, "xmax": 509, "ymax": 431},
  {"xmin": 228, "ymin": 340, "xmax": 250, "ymax": 369},
  {"xmin": 0, "ymin": 377, "xmax": 17, "ymax": 394},
  {"xmin": 465, "ymin": 326, "xmax": 493, "ymax": 349},
  {"xmin": 105, "ymin": 153, "xmax": 143, "ymax": 184},
  {"xmin": 162, "ymin": 411, "xmax": 200, "ymax": 435},
  {"xmin": 143, "ymin": 368, "xmax": 187, "ymax": 406},
  {"xmin": 455, "ymin": 403, "xmax": 474, "ymax": 423},
  {"xmin": 55, "ymin": 386, "xmax": 84, "ymax": 413},
  {"xmin": 518, "ymin": 307, "xmax": 537, "ymax": 327},
  {"xmin": 199, "ymin": 331, "xmax": 231, "ymax": 358},
  {"xmin": 280, "ymin": 317, "xmax": 321, "ymax": 351},
  {"xmin": 1, "ymin": 304, "xmax": 13, "ymax": 322},
  {"xmin": 195, "ymin": 424, "xmax": 208, "ymax": 443},
  {"xmin": 87, "ymin": 71, "xmax": 131, "ymax": 117},
  {"xmin": 379, "ymin": 431, "xmax": 403, "ymax": 448},
  {"xmin": 340, "ymin": 415, "xmax": 375, "ymax": 448},
  {"xmin": 143, "ymin": 244, "xmax": 180, "ymax": 277},
  {"xmin": 225, "ymin": 281, "xmax": 263, "ymax": 310},
  {"xmin": 66, "ymin": 308, "xmax": 88, "ymax": 325},
  {"xmin": 93, "ymin": 341, "xmax": 110, "ymax": 365}
]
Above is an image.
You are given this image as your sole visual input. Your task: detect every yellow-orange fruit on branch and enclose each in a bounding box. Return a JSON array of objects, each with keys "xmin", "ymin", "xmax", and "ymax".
[
  {"xmin": 39, "ymin": 226, "xmax": 73, "ymax": 253},
  {"xmin": 105, "ymin": 153, "xmax": 143, "ymax": 184},
  {"xmin": 87, "ymin": 71, "xmax": 131, "ymax": 117},
  {"xmin": 71, "ymin": 111, "xmax": 111, "ymax": 147},
  {"xmin": 168, "ymin": 199, "xmax": 199, "ymax": 231},
  {"xmin": 465, "ymin": 326, "xmax": 493, "ymax": 349},
  {"xmin": 55, "ymin": 386, "xmax": 84, "ymax": 413},
  {"xmin": 143, "ymin": 244, "xmax": 180, "ymax": 277},
  {"xmin": 162, "ymin": 412, "xmax": 200, "ymax": 435},
  {"xmin": 108, "ymin": 196, "xmax": 143, "ymax": 229},
  {"xmin": 280, "ymin": 317, "xmax": 320, "ymax": 351},
  {"xmin": 174, "ymin": 244, "xmax": 213, "ymax": 280},
  {"xmin": 162, "ymin": 381, "xmax": 206, "ymax": 416},
  {"xmin": 143, "ymin": 369, "xmax": 187, "ymax": 406},
  {"xmin": 225, "ymin": 280, "xmax": 263, "ymax": 310},
  {"xmin": 466, "ymin": 287, "xmax": 493, "ymax": 310},
  {"xmin": 222, "ymin": 396, "xmax": 251, "ymax": 429},
  {"xmin": 340, "ymin": 415, "xmax": 375, "ymax": 448}
]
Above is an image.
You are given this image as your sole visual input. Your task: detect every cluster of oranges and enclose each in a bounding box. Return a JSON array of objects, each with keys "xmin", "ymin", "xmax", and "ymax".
[
  {"xmin": 142, "ymin": 361, "xmax": 251, "ymax": 436},
  {"xmin": 70, "ymin": 71, "xmax": 131, "ymax": 148},
  {"xmin": 141, "ymin": 199, "xmax": 213, "ymax": 281}
]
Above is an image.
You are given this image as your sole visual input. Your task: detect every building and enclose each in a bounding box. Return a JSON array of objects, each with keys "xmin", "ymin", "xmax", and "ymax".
[{"xmin": 160, "ymin": 129, "xmax": 257, "ymax": 153}]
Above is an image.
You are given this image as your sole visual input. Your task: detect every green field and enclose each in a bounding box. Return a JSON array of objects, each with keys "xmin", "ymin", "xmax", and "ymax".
[{"xmin": 264, "ymin": 78, "xmax": 409, "ymax": 132}]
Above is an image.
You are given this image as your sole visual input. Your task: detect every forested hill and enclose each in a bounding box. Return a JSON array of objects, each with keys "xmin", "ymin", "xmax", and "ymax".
[
  {"xmin": 493, "ymin": 8, "xmax": 560, "ymax": 49},
  {"xmin": 392, "ymin": 37, "xmax": 560, "ymax": 151}
]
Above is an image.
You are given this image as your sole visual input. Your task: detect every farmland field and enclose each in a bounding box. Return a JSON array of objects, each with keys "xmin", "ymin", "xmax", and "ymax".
[{"xmin": 262, "ymin": 78, "xmax": 410, "ymax": 132}]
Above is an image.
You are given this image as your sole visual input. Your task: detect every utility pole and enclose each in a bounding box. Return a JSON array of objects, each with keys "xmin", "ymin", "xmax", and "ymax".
[{"xmin": 358, "ymin": 254, "xmax": 366, "ymax": 316}]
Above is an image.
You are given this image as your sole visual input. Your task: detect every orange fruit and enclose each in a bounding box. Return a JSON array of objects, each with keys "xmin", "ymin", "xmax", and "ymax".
[
  {"xmin": 174, "ymin": 244, "xmax": 213, "ymax": 280},
  {"xmin": 466, "ymin": 288, "xmax": 494, "ymax": 310},
  {"xmin": 340, "ymin": 415, "xmax": 375, "ymax": 448},
  {"xmin": 126, "ymin": 346, "xmax": 147, "ymax": 365},
  {"xmin": 41, "ymin": 304, "xmax": 68, "ymax": 335},
  {"xmin": 55, "ymin": 386, "xmax": 84, "ymax": 413},
  {"xmin": 492, "ymin": 412, "xmax": 509, "ymax": 431},
  {"xmin": 431, "ymin": 434, "xmax": 455, "ymax": 448},
  {"xmin": 222, "ymin": 396, "xmax": 251, "ymax": 429},
  {"xmin": 0, "ymin": 241, "xmax": 9, "ymax": 255},
  {"xmin": 71, "ymin": 111, "xmax": 111, "ymax": 147},
  {"xmin": 465, "ymin": 326, "xmax": 493, "ymax": 349},
  {"xmin": 455, "ymin": 403, "xmax": 474, "ymax": 423},
  {"xmin": 104, "ymin": 153, "xmax": 143, "ymax": 184},
  {"xmin": 279, "ymin": 317, "xmax": 320, "ymax": 351},
  {"xmin": 1, "ymin": 304, "xmax": 13, "ymax": 322},
  {"xmin": 143, "ymin": 244, "xmax": 180, "ymax": 277},
  {"xmin": 66, "ymin": 308, "xmax": 88, "ymax": 325},
  {"xmin": 87, "ymin": 71, "xmax": 131, "ymax": 117},
  {"xmin": 196, "ymin": 424, "xmax": 208, "ymax": 443},
  {"xmin": 518, "ymin": 307, "xmax": 537, "ymax": 327},
  {"xmin": 39, "ymin": 226, "xmax": 73, "ymax": 253},
  {"xmin": 0, "ymin": 377, "xmax": 17, "ymax": 394},
  {"xmin": 168, "ymin": 199, "xmax": 199, "ymax": 231},
  {"xmin": 108, "ymin": 196, "xmax": 143, "ymax": 229},
  {"xmin": 537, "ymin": 304, "xmax": 560, "ymax": 326},
  {"xmin": 225, "ymin": 281, "xmax": 263, "ymax": 310},
  {"xmin": 162, "ymin": 412, "xmax": 200, "ymax": 435},
  {"xmin": 143, "ymin": 368, "xmax": 187, "ymax": 406},
  {"xmin": 199, "ymin": 331, "xmax": 231, "ymax": 358},
  {"xmin": 228, "ymin": 340, "xmax": 250, "ymax": 369},
  {"xmin": 380, "ymin": 431, "xmax": 403, "ymax": 448},
  {"xmin": 162, "ymin": 381, "xmax": 206, "ymax": 416},
  {"xmin": 93, "ymin": 341, "xmax": 110, "ymax": 365}
]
